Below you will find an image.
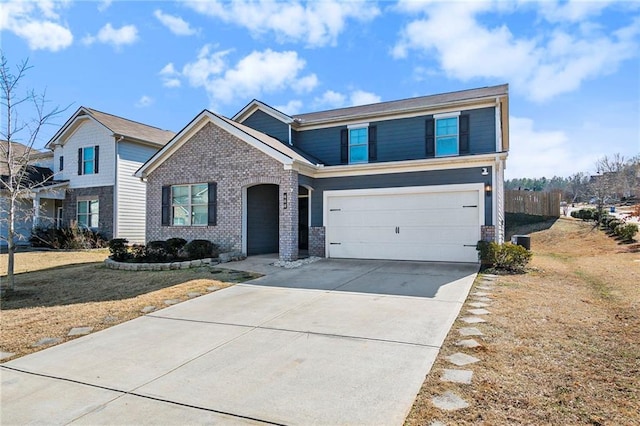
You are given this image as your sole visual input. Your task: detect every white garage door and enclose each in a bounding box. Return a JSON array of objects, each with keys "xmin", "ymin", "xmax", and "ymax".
[{"xmin": 325, "ymin": 185, "xmax": 482, "ymax": 263}]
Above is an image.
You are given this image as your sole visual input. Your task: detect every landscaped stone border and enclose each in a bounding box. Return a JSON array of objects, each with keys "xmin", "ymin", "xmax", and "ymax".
[{"xmin": 104, "ymin": 251, "xmax": 245, "ymax": 271}]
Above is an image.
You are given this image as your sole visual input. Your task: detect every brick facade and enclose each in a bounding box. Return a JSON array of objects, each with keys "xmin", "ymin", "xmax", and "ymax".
[
  {"xmin": 309, "ymin": 226, "xmax": 326, "ymax": 257},
  {"xmin": 63, "ymin": 185, "xmax": 114, "ymax": 240},
  {"xmin": 146, "ymin": 122, "xmax": 300, "ymax": 261},
  {"xmin": 481, "ymin": 225, "xmax": 496, "ymax": 242}
]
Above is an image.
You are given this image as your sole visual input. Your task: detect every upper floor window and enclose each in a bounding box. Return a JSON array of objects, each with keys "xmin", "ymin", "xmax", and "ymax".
[
  {"xmin": 59, "ymin": 155, "xmax": 64, "ymax": 171},
  {"xmin": 340, "ymin": 124, "xmax": 377, "ymax": 165},
  {"xmin": 436, "ymin": 117, "xmax": 459, "ymax": 157},
  {"xmin": 349, "ymin": 127, "xmax": 368, "ymax": 164},
  {"xmin": 78, "ymin": 146, "xmax": 99, "ymax": 175},
  {"xmin": 77, "ymin": 199, "xmax": 99, "ymax": 229},
  {"xmin": 161, "ymin": 183, "xmax": 217, "ymax": 227},
  {"xmin": 426, "ymin": 113, "xmax": 469, "ymax": 158}
]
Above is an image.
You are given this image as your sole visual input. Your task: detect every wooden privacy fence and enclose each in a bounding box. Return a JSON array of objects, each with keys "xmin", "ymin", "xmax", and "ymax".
[{"xmin": 505, "ymin": 190, "xmax": 561, "ymax": 217}]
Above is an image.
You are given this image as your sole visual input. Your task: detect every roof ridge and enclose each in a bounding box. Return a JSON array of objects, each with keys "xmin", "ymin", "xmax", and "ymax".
[{"xmin": 293, "ymin": 84, "xmax": 508, "ymax": 118}]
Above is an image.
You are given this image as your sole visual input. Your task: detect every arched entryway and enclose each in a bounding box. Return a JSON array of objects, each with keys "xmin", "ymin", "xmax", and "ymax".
[{"xmin": 246, "ymin": 184, "xmax": 279, "ymax": 255}]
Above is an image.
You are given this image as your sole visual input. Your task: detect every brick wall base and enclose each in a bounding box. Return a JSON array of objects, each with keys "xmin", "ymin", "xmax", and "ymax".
[
  {"xmin": 63, "ymin": 185, "xmax": 114, "ymax": 240},
  {"xmin": 309, "ymin": 226, "xmax": 326, "ymax": 257},
  {"xmin": 481, "ymin": 225, "xmax": 496, "ymax": 242}
]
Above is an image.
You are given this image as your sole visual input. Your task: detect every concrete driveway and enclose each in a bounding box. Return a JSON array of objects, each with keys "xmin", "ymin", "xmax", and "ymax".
[{"xmin": 1, "ymin": 257, "xmax": 477, "ymax": 425}]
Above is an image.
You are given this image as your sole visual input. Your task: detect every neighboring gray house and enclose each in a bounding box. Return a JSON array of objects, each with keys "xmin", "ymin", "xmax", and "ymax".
[
  {"xmin": 136, "ymin": 85, "xmax": 509, "ymax": 263},
  {"xmin": 39, "ymin": 107, "xmax": 175, "ymax": 243},
  {"xmin": 0, "ymin": 141, "xmax": 59, "ymax": 246}
]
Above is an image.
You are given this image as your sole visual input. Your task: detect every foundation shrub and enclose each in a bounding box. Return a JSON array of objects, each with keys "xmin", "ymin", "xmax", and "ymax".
[
  {"xmin": 183, "ymin": 239, "xmax": 219, "ymax": 260},
  {"xmin": 477, "ymin": 241, "xmax": 532, "ymax": 273}
]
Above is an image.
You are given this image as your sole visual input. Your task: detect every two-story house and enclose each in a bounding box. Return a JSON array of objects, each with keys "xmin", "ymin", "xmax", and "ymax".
[
  {"xmin": 40, "ymin": 107, "xmax": 175, "ymax": 243},
  {"xmin": 136, "ymin": 85, "xmax": 509, "ymax": 263}
]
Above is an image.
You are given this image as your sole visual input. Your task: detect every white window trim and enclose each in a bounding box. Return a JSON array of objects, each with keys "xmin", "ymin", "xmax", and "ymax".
[
  {"xmin": 171, "ymin": 183, "xmax": 208, "ymax": 227},
  {"xmin": 81, "ymin": 146, "xmax": 95, "ymax": 175},
  {"xmin": 434, "ymin": 114, "xmax": 460, "ymax": 157},
  {"xmin": 77, "ymin": 198, "xmax": 99, "ymax": 229},
  {"xmin": 347, "ymin": 123, "xmax": 369, "ymax": 164},
  {"xmin": 433, "ymin": 111, "xmax": 461, "ymax": 119}
]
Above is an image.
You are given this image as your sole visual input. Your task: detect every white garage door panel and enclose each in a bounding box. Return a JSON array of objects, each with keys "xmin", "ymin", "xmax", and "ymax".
[
  {"xmin": 326, "ymin": 188, "xmax": 481, "ymax": 263},
  {"xmin": 330, "ymin": 241, "xmax": 478, "ymax": 263}
]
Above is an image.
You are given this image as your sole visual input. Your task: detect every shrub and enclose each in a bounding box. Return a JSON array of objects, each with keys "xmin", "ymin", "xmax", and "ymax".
[
  {"xmin": 145, "ymin": 240, "xmax": 170, "ymax": 262},
  {"xmin": 477, "ymin": 241, "xmax": 532, "ymax": 273},
  {"xmin": 130, "ymin": 244, "xmax": 146, "ymax": 262},
  {"xmin": 166, "ymin": 237, "xmax": 187, "ymax": 256},
  {"xmin": 108, "ymin": 238, "xmax": 130, "ymax": 262},
  {"xmin": 607, "ymin": 219, "xmax": 623, "ymax": 232},
  {"xmin": 614, "ymin": 223, "xmax": 638, "ymax": 241},
  {"xmin": 30, "ymin": 225, "xmax": 106, "ymax": 249},
  {"xmin": 571, "ymin": 208, "xmax": 596, "ymax": 221},
  {"xmin": 183, "ymin": 239, "xmax": 218, "ymax": 260}
]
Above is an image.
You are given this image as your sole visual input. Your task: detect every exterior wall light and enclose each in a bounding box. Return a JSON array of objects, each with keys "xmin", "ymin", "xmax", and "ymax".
[
  {"xmin": 485, "ymin": 183, "xmax": 492, "ymax": 196},
  {"xmin": 283, "ymin": 192, "xmax": 288, "ymax": 209}
]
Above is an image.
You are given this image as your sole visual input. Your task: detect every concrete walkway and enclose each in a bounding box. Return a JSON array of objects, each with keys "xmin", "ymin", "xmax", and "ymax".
[{"xmin": 1, "ymin": 257, "xmax": 477, "ymax": 425}]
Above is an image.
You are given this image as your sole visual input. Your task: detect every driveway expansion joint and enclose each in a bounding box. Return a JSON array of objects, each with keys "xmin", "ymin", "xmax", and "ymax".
[{"xmin": 0, "ymin": 365, "xmax": 285, "ymax": 426}]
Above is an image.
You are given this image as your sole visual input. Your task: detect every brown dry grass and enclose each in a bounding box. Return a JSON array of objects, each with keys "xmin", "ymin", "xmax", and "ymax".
[
  {"xmin": 407, "ymin": 217, "xmax": 640, "ymax": 425},
  {"xmin": 0, "ymin": 251, "xmax": 260, "ymax": 360}
]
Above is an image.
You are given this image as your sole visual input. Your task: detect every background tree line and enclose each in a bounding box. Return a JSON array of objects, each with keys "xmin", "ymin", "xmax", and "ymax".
[{"xmin": 506, "ymin": 154, "xmax": 640, "ymax": 204}]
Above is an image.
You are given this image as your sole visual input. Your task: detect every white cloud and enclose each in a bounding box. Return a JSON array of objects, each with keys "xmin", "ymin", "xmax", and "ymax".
[
  {"xmin": 537, "ymin": 0, "xmax": 617, "ymax": 23},
  {"xmin": 506, "ymin": 116, "xmax": 595, "ymax": 179},
  {"xmin": 154, "ymin": 9, "xmax": 197, "ymax": 36},
  {"xmin": 349, "ymin": 90, "xmax": 381, "ymax": 106},
  {"xmin": 135, "ymin": 95, "xmax": 154, "ymax": 108},
  {"xmin": 275, "ymin": 100, "xmax": 304, "ymax": 115},
  {"xmin": 159, "ymin": 63, "xmax": 181, "ymax": 88},
  {"xmin": 393, "ymin": 2, "xmax": 640, "ymax": 102},
  {"xmin": 165, "ymin": 46, "xmax": 318, "ymax": 109},
  {"xmin": 0, "ymin": 1, "xmax": 73, "ymax": 51},
  {"xmin": 97, "ymin": 0, "xmax": 112, "ymax": 12},
  {"xmin": 181, "ymin": 45, "xmax": 230, "ymax": 88},
  {"xmin": 83, "ymin": 23, "xmax": 139, "ymax": 48},
  {"xmin": 314, "ymin": 90, "xmax": 346, "ymax": 109},
  {"xmin": 185, "ymin": 0, "xmax": 379, "ymax": 47},
  {"xmin": 314, "ymin": 89, "xmax": 380, "ymax": 109}
]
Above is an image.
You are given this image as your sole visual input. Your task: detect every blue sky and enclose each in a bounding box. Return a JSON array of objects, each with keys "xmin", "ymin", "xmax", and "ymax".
[{"xmin": 2, "ymin": 0, "xmax": 639, "ymax": 178}]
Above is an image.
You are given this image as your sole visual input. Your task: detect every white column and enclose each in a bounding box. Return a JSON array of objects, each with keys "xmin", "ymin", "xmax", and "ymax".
[{"xmin": 33, "ymin": 194, "xmax": 40, "ymax": 228}]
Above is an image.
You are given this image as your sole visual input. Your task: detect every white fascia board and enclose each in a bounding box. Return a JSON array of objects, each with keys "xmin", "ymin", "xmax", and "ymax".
[
  {"xmin": 136, "ymin": 111, "xmax": 293, "ymax": 179},
  {"xmin": 46, "ymin": 108, "xmax": 113, "ymax": 149},
  {"xmin": 312, "ymin": 153, "xmax": 507, "ymax": 179},
  {"xmin": 233, "ymin": 101, "xmax": 294, "ymax": 124}
]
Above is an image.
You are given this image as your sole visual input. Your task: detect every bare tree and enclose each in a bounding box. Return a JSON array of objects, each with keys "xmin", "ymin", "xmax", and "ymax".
[
  {"xmin": 1, "ymin": 54, "xmax": 64, "ymax": 292},
  {"xmin": 588, "ymin": 154, "xmax": 639, "ymax": 223},
  {"xmin": 566, "ymin": 172, "xmax": 589, "ymax": 204}
]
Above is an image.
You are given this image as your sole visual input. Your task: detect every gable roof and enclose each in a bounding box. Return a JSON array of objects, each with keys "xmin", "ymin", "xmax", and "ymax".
[
  {"xmin": 136, "ymin": 110, "xmax": 319, "ymax": 179},
  {"xmin": 232, "ymin": 99, "xmax": 294, "ymax": 124},
  {"xmin": 0, "ymin": 140, "xmax": 50, "ymax": 175},
  {"xmin": 46, "ymin": 107, "xmax": 175, "ymax": 149},
  {"xmin": 291, "ymin": 84, "xmax": 508, "ymax": 125}
]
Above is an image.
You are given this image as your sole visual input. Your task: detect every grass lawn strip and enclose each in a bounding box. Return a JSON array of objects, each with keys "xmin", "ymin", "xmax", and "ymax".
[
  {"xmin": 406, "ymin": 218, "xmax": 640, "ymax": 425},
  {"xmin": 0, "ymin": 251, "xmax": 260, "ymax": 360}
]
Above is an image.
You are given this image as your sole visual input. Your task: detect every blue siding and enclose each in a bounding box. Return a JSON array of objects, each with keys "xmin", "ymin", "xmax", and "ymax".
[
  {"xmin": 293, "ymin": 107, "xmax": 496, "ymax": 165},
  {"xmin": 466, "ymin": 107, "xmax": 496, "ymax": 154},
  {"xmin": 304, "ymin": 167, "xmax": 493, "ymax": 227},
  {"xmin": 242, "ymin": 110, "xmax": 289, "ymax": 144},
  {"xmin": 295, "ymin": 126, "xmax": 343, "ymax": 165}
]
